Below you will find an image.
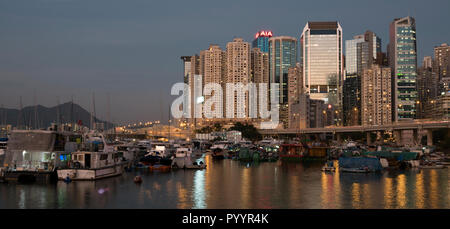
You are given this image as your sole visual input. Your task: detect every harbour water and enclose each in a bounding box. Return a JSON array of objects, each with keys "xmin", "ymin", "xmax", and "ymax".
[{"xmin": 0, "ymin": 155, "xmax": 449, "ymax": 209}]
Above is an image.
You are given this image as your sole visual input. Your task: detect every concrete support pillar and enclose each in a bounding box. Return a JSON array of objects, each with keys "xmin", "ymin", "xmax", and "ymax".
[
  {"xmin": 336, "ymin": 133, "xmax": 342, "ymax": 144},
  {"xmin": 394, "ymin": 130, "xmax": 402, "ymax": 146},
  {"xmin": 315, "ymin": 134, "xmax": 321, "ymax": 141},
  {"xmin": 427, "ymin": 129, "xmax": 433, "ymax": 146},
  {"xmin": 413, "ymin": 129, "xmax": 419, "ymax": 145},
  {"xmin": 366, "ymin": 132, "xmax": 372, "ymax": 145},
  {"xmin": 376, "ymin": 131, "xmax": 383, "ymax": 142}
]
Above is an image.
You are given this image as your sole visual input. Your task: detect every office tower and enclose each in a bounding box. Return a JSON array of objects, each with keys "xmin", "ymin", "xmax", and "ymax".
[
  {"xmin": 361, "ymin": 65, "xmax": 392, "ymax": 126},
  {"xmin": 252, "ymin": 30, "xmax": 273, "ymax": 53},
  {"xmin": 226, "ymin": 38, "xmax": 251, "ymax": 120},
  {"xmin": 434, "ymin": 43, "xmax": 450, "ymax": 80},
  {"xmin": 201, "ymin": 45, "xmax": 226, "ymax": 120},
  {"xmin": 268, "ymin": 36, "xmax": 298, "ymax": 128},
  {"xmin": 388, "ymin": 16, "xmax": 418, "ymax": 121},
  {"xmin": 301, "ymin": 21, "xmax": 344, "ymax": 125}
]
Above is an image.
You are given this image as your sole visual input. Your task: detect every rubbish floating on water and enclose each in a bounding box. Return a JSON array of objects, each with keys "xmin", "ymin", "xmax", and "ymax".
[{"xmin": 134, "ymin": 176, "xmax": 143, "ymax": 184}]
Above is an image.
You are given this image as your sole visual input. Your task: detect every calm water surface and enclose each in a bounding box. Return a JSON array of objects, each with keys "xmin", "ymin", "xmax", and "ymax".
[{"xmin": 0, "ymin": 155, "xmax": 449, "ymax": 209}]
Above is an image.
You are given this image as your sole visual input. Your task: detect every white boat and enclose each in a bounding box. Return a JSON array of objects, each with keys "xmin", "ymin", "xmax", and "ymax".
[
  {"xmin": 57, "ymin": 131, "xmax": 125, "ymax": 181},
  {"xmin": 175, "ymin": 147, "xmax": 192, "ymax": 158},
  {"xmin": 57, "ymin": 151, "xmax": 124, "ymax": 180}
]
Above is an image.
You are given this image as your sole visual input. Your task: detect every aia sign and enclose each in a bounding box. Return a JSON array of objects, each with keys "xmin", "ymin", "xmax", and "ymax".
[{"xmin": 255, "ymin": 30, "xmax": 273, "ymax": 39}]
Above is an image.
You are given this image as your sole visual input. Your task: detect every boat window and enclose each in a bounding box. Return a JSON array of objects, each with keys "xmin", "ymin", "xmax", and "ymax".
[{"xmin": 100, "ymin": 154, "xmax": 108, "ymax": 160}]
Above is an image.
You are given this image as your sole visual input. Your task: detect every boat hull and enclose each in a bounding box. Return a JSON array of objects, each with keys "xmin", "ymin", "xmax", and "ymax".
[{"xmin": 57, "ymin": 164, "xmax": 124, "ymax": 181}]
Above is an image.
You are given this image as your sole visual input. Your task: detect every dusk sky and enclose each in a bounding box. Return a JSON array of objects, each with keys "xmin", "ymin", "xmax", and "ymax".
[{"xmin": 0, "ymin": 0, "xmax": 449, "ymax": 125}]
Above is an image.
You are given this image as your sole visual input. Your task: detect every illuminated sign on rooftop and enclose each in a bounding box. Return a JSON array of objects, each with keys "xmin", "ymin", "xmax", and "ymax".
[{"xmin": 255, "ymin": 30, "xmax": 273, "ymax": 39}]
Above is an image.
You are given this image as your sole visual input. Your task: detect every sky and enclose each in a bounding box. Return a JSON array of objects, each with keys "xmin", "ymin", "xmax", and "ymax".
[{"xmin": 0, "ymin": 0, "xmax": 449, "ymax": 125}]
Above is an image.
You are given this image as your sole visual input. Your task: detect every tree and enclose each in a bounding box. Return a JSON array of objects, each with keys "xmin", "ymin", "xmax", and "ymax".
[{"xmin": 229, "ymin": 122, "xmax": 262, "ymax": 142}]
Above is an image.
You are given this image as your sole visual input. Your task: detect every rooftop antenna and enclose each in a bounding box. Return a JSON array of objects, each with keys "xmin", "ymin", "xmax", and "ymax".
[{"xmin": 16, "ymin": 96, "xmax": 24, "ymax": 129}]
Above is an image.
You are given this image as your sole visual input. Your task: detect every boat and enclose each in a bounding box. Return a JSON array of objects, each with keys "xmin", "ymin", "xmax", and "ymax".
[
  {"xmin": 321, "ymin": 161, "xmax": 335, "ymax": 172},
  {"xmin": 175, "ymin": 147, "xmax": 192, "ymax": 158},
  {"xmin": 340, "ymin": 167, "xmax": 371, "ymax": 173},
  {"xmin": 185, "ymin": 161, "xmax": 206, "ymax": 169},
  {"xmin": 419, "ymin": 164, "xmax": 446, "ymax": 169},
  {"xmin": 149, "ymin": 164, "xmax": 171, "ymax": 172},
  {"xmin": 211, "ymin": 148, "xmax": 225, "ymax": 159},
  {"xmin": 57, "ymin": 131, "xmax": 125, "ymax": 181}
]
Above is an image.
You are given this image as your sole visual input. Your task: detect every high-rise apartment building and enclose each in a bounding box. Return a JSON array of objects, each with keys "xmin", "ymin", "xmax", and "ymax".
[
  {"xmin": 388, "ymin": 16, "xmax": 418, "ymax": 121},
  {"xmin": 301, "ymin": 21, "xmax": 343, "ymax": 125},
  {"xmin": 417, "ymin": 65, "xmax": 438, "ymax": 119},
  {"xmin": 343, "ymin": 30, "xmax": 382, "ymax": 126},
  {"xmin": 226, "ymin": 38, "xmax": 251, "ymax": 119},
  {"xmin": 288, "ymin": 63, "xmax": 309, "ymax": 129},
  {"xmin": 201, "ymin": 45, "xmax": 226, "ymax": 119},
  {"xmin": 361, "ymin": 65, "xmax": 392, "ymax": 126},
  {"xmin": 268, "ymin": 36, "xmax": 297, "ymax": 128},
  {"xmin": 252, "ymin": 30, "xmax": 273, "ymax": 53},
  {"xmin": 434, "ymin": 43, "xmax": 450, "ymax": 80},
  {"xmin": 251, "ymin": 47, "xmax": 269, "ymax": 119}
]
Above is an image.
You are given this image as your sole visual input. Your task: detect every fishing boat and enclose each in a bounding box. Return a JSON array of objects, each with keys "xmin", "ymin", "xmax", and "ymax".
[{"xmin": 57, "ymin": 131, "xmax": 125, "ymax": 181}]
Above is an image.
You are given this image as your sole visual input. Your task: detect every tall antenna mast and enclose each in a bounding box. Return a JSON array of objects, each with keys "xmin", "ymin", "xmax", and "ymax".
[
  {"xmin": 70, "ymin": 95, "xmax": 74, "ymax": 128},
  {"xmin": 91, "ymin": 92, "xmax": 97, "ymax": 130},
  {"xmin": 107, "ymin": 93, "xmax": 111, "ymax": 133},
  {"xmin": 17, "ymin": 96, "xmax": 24, "ymax": 129},
  {"xmin": 56, "ymin": 96, "xmax": 61, "ymax": 127},
  {"xmin": 34, "ymin": 90, "xmax": 38, "ymax": 129}
]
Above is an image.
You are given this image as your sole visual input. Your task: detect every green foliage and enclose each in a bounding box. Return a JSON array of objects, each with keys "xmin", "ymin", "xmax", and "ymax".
[{"xmin": 228, "ymin": 122, "xmax": 262, "ymax": 142}]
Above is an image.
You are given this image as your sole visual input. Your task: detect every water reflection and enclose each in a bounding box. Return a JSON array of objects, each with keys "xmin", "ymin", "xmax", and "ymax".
[{"xmin": 0, "ymin": 157, "xmax": 448, "ymax": 209}]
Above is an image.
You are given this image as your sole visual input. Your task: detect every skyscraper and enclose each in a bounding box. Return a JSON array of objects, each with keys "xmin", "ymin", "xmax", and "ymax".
[
  {"xmin": 226, "ymin": 38, "xmax": 251, "ymax": 119},
  {"xmin": 251, "ymin": 47, "xmax": 269, "ymax": 119},
  {"xmin": 343, "ymin": 30, "xmax": 382, "ymax": 126},
  {"xmin": 268, "ymin": 36, "xmax": 297, "ymax": 128},
  {"xmin": 434, "ymin": 43, "xmax": 450, "ymax": 80},
  {"xmin": 388, "ymin": 16, "xmax": 418, "ymax": 121},
  {"xmin": 301, "ymin": 21, "xmax": 343, "ymax": 125},
  {"xmin": 201, "ymin": 45, "xmax": 226, "ymax": 120},
  {"xmin": 252, "ymin": 30, "xmax": 273, "ymax": 53}
]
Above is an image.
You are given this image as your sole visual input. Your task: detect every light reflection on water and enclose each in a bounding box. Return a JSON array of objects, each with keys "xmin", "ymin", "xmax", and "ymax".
[{"xmin": 0, "ymin": 156, "xmax": 449, "ymax": 209}]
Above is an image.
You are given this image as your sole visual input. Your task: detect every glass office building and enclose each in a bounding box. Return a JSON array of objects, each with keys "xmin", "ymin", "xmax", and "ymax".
[
  {"xmin": 252, "ymin": 30, "xmax": 273, "ymax": 53},
  {"xmin": 388, "ymin": 16, "xmax": 417, "ymax": 121},
  {"xmin": 301, "ymin": 22, "xmax": 343, "ymax": 108},
  {"xmin": 268, "ymin": 36, "xmax": 297, "ymax": 128}
]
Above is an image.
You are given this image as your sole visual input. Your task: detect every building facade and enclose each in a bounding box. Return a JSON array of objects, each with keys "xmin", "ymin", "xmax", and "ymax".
[
  {"xmin": 268, "ymin": 36, "xmax": 298, "ymax": 128},
  {"xmin": 388, "ymin": 16, "xmax": 418, "ymax": 121},
  {"xmin": 226, "ymin": 38, "xmax": 251, "ymax": 120},
  {"xmin": 252, "ymin": 30, "xmax": 273, "ymax": 53},
  {"xmin": 361, "ymin": 65, "xmax": 392, "ymax": 126},
  {"xmin": 301, "ymin": 21, "xmax": 343, "ymax": 125}
]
